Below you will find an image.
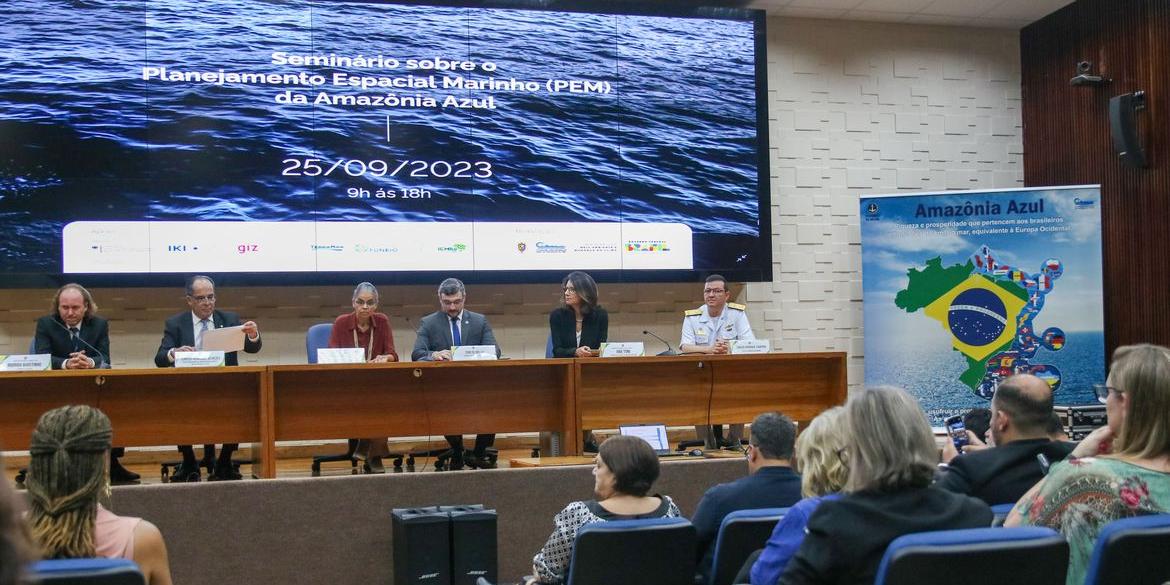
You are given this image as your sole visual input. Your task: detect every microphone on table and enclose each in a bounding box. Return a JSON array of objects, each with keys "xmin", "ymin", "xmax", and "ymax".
[
  {"xmin": 53, "ymin": 318, "xmax": 109, "ymax": 369},
  {"xmin": 642, "ymin": 330, "xmax": 678, "ymax": 356}
]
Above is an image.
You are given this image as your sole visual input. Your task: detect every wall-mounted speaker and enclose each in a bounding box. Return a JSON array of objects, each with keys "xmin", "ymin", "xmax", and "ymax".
[{"xmin": 1109, "ymin": 91, "xmax": 1148, "ymax": 168}]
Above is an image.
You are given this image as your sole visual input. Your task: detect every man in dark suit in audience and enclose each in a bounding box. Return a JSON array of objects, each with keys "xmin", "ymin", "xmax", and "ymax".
[
  {"xmin": 937, "ymin": 373, "xmax": 1074, "ymax": 505},
  {"xmin": 691, "ymin": 412, "xmax": 803, "ymax": 582},
  {"xmin": 411, "ymin": 277, "xmax": 500, "ymax": 469},
  {"xmin": 34, "ymin": 283, "xmax": 138, "ymax": 483},
  {"xmin": 154, "ymin": 275, "xmax": 262, "ymax": 481}
]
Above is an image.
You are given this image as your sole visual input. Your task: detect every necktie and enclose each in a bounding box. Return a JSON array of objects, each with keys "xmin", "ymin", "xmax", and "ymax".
[
  {"xmin": 69, "ymin": 327, "xmax": 80, "ymax": 352},
  {"xmin": 197, "ymin": 319, "xmax": 210, "ymax": 349},
  {"xmin": 450, "ymin": 316, "xmax": 462, "ymax": 346}
]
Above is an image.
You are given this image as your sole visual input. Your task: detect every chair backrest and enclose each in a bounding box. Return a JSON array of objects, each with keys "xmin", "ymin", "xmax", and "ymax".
[
  {"xmin": 545, "ymin": 333, "xmax": 555, "ymax": 358},
  {"xmin": 567, "ymin": 517, "xmax": 697, "ymax": 585},
  {"xmin": 30, "ymin": 558, "xmax": 145, "ymax": 585},
  {"xmin": 305, "ymin": 323, "xmax": 333, "ymax": 364},
  {"xmin": 709, "ymin": 507, "xmax": 788, "ymax": 585},
  {"xmin": 1084, "ymin": 513, "xmax": 1170, "ymax": 585},
  {"xmin": 29, "ymin": 337, "xmax": 37, "ymax": 354},
  {"xmin": 874, "ymin": 526, "xmax": 1068, "ymax": 585},
  {"xmin": 989, "ymin": 503, "xmax": 1015, "ymax": 526}
]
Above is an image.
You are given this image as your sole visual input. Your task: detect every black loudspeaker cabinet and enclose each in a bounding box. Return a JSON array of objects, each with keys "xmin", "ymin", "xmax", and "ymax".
[
  {"xmin": 443, "ymin": 505, "xmax": 499, "ymax": 585},
  {"xmin": 1109, "ymin": 91, "xmax": 1148, "ymax": 168},
  {"xmin": 392, "ymin": 507, "xmax": 453, "ymax": 585}
]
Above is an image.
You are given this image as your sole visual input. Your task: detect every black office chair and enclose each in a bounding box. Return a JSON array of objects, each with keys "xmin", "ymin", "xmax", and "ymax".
[
  {"xmin": 569, "ymin": 517, "xmax": 697, "ymax": 585},
  {"xmin": 1083, "ymin": 513, "xmax": 1170, "ymax": 585},
  {"xmin": 477, "ymin": 517, "xmax": 696, "ymax": 585},
  {"xmin": 304, "ymin": 323, "xmax": 361, "ymax": 475},
  {"xmin": 708, "ymin": 508, "xmax": 787, "ymax": 585},
  {"xmin": 874, "ymin": 526, "xmax": 1068, "ymax": 585},
  {"xmin": 29, "ymin": 558, "xmax": 145, "ymax": 585}
]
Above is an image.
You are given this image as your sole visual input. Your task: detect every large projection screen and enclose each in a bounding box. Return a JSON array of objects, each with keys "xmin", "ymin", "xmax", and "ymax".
[{"xmin": 0, "ymin": 0, "xmax": 771, "ymax": 286}]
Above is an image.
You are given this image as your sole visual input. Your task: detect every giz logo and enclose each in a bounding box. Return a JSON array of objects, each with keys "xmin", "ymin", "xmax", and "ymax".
[{"xmin": 236, "ymin": 243, "xmax": 260, "ymax": 254}]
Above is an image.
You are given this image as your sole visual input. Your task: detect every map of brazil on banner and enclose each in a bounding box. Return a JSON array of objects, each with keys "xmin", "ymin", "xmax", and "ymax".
[{"xmin": 859, "ymin": 186, "xmax": 1105, "ymax": 424}]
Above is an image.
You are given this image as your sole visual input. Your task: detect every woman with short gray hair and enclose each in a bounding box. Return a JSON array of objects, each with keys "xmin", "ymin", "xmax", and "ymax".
[{"xmin": 778, "ymin": 387, "xmax": 991, "ymax": 585}]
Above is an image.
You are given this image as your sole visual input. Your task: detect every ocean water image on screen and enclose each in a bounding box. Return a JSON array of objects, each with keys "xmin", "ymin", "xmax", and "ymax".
[{"xmin": 0, "ymin": 0, "xmax": 768, "ymax": 279}]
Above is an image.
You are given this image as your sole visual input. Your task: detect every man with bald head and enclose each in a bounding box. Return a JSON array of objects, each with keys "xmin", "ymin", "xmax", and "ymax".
[{"xmin": 936, "ymin": 374, "xmax": 1075, "ymax": 505}]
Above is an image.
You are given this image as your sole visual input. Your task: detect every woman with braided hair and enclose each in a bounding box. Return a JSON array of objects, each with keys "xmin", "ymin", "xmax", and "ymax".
[{"xmin": 26, "ymin": 405, "xmax": 172, "ymax": 585}]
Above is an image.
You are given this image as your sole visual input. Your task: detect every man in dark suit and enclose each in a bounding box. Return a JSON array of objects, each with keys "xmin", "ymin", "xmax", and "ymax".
[
  {"xmin": 154, "ymin": 275, "xmax": 262, "ymax": 481},
  {"xmin": 936, "ymin": 373, "xmax": 1074, "ymax": 505},
  {"xmin": 411, "ymin": 277, "xmax": 500, "ymax": 469},
  {"xmin": 691, "ymin": 412, "xmax": 803, "ymax": 582},
  {"xmin": 34, "ymin": 283, "xmax": 138, "ymax": 483}
]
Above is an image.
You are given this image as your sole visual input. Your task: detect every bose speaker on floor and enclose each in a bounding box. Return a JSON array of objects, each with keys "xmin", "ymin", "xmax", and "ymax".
[
  {"xmin": 443, "ymin": 505, "xmax": 498, "ymax": 585},
  {"xmin": 393, "ymin": 507, "xmax": 452, "ymax": 585}
]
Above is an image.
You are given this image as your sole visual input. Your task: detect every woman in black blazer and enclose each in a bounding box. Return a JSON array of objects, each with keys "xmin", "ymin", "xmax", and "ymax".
[
  {"xmin": 549, "ymin": 271, "xmax": 608, "ymax": 358},
  {"xmin": 550, "ymin": 271, "xmax": 609, "ymax": 451}
]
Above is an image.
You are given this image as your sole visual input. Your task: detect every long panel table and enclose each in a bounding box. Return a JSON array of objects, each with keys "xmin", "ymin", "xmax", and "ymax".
[
  {"xmin": 1, "ymin": 352, "xmax": 846, "ymax": 476},
  {"xmin": 0, "ymin": 367, "xmax": 270, "ymax": 474},
  {"xmin": 575, "ymin": 352, "xmax": 847, "ymax": 439},
  {"xmin": 266, "ymin": 358, "xmax": 578, "ymax": 476}
]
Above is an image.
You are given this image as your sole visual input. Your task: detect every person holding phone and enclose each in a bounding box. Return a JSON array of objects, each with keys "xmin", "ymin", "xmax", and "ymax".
[{"xmin": 936, "ymin": 374, "xmax": 1074, "ymax": 506}]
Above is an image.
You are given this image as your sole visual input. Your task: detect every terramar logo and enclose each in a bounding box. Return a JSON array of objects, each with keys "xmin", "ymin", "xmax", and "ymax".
[
  {"xmin": 437, "ymin": 243, "xmax": 468, "ymax": 253},
  {"xmin": 311, "ymin": 244, "xmax": 344, "ymax": 252}
]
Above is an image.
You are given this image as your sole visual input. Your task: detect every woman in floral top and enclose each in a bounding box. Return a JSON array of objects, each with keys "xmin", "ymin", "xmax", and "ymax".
[
  {"xmin": 1007, "ymin": 344, "xmax": 1170, "ymax": 585},
  {"xmin": 528, "ymin": 435, "xmax": 681, "ymax": 584}
]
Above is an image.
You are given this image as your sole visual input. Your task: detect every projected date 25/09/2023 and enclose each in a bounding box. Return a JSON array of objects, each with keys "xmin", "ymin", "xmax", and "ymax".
[{"xmin": 281, "ymin": 157, "xmax": 493, "ymax": 179}]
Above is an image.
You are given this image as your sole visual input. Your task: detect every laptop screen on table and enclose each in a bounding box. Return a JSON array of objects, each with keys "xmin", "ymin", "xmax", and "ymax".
[{"xmin": 619, "ymin": 424, "xmax": 670, "ymax": 453}]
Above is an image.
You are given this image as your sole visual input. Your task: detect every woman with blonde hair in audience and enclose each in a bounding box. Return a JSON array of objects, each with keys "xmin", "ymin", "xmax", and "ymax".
[
  {"xmin": 1, "ymin": 452, "xmax": 34, "ymax": 585},
  {"xmin": 746, "ymin": 406, "xmax": 849, "ymax": 585},
  {"xmin": 778, "ymin": 387, "xmax": 991, "ymax": 585},
  {"xmin": 528, "ymin": 435, "xmax": 681, "ymax": 584},
  {"xmin": 1007, "ymin": 343, "xmax": 1170, "ymax": 585},
  {"xmin": 26, "ymin": 406, "xmax": 172, "ymax": 585}
]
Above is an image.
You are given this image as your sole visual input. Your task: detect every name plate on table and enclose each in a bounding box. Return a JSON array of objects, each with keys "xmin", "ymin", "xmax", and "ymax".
[
  {"xmin": 317, "ymin": 347, "xmax": 366, "ymax": 364},
  {"xmin": 599, "ymin": 342, "xmax": 645, "ymax": 358},
  {"xmin": 452, "ymin": 345, "xmax": 498, "ymax": 361},
  {"xmin": 0, "ymin": 354, "xmax": 51, "ymax": 371},
  {"xmin": 175, "ymin": 351, "xmax": 226, "ymax": 368},
  {"xmin": 730, "ymin": 340, "xmax": 771, "ymax": 354}
]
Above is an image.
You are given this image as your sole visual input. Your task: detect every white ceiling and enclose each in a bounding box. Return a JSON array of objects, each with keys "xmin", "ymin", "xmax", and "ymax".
[{"xmin": 749, "ymin": 0, "xmax": 1075, "ymax": 29}]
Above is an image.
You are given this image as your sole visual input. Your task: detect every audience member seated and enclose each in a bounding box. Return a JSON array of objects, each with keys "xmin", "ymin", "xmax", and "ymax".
[
  {"xmin": 936, "ymin": 374, "xmax": 1074, "ymax": 505},
  {"xmin": 0, "ymin": 452, "xmax": 33, "ymax": 585},
  {"xmin": 746, "ymin": 406, "xmax": 848, "ymax": 585},
  {"xmin": 692, "ymin": 412, "xmax": 802, "ymax": 581},
  {"xmin": 963, "ymin": 407, "xmax": 992, "ymax": 445},
  {"xmin": 778, "ymin": 387, "xmax": 992, "ymax": 585},
  {"xmin": 528, "ymin": 435, "xmax": 681, "ymax": 584},
  {"xmin": 25, "ymin": 406, "xmax": 173, "ymax": 585},
  {"xmin": 1007, "ymin": 343, "xmax": 1170, "ymax": 585},
  {"xmin": 1046, "ymin": 411, "xmax": 1072, "ymax": 442}
]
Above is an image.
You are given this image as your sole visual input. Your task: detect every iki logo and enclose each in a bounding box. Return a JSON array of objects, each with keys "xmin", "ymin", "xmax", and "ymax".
[{"xmin": 167, "ymin": 244, "xmax": 198, "ymax": 252}]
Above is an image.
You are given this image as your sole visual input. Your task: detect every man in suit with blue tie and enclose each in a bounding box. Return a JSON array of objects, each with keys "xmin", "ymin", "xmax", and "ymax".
[
  {"xmin": 34, "ymin": 283, "xmax": 138, "ymax": 483},
  {"xmin": 411, "ymin": 278, "xmax": 501, "ymax": 469},
  {"xmin": 154, "ymin": 275, "xmax": 262, "ymax": 481}
]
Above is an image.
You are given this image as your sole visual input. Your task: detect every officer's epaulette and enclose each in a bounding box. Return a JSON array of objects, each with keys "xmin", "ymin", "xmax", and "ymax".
[
  {"xmin": 684, "ymin": 308, "xmax": 703, "ymax": 316},
  {"xmin": 727, "ymin": 302, "xmax": 746, "ymax": 311}
]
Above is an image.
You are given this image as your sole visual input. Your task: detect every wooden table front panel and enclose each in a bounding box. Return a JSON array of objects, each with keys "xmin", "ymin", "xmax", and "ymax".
[
  {"xmin": 0, "ymin": 370, "xmax": 102, "ymax": 450},
  {"xmin": 576, "ymin": 356, "xmax": 714, "ymax": 430},
  {"xmin": 708, "ymin": 353, "xmax": 848, "ymax": 424},
  {"xmin": 271, "ymin": 360, "xmax": 575, "ymax": 440},
  {"xmin": 0, "ymin": 367, "xmax": 266, "ymax": 450}
]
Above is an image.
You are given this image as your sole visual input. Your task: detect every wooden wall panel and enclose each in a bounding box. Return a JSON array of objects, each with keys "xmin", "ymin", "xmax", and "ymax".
[{"xmin": 1022, "ymin": 0, "xmax": 1170, "ymax": 355}]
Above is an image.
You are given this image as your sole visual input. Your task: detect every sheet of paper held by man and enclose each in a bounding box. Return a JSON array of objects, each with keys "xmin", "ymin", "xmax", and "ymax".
[{"xmin": 201, "ymin": 325, "xmax": 246, "ymax": 352}]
